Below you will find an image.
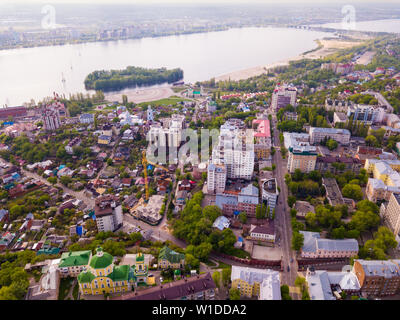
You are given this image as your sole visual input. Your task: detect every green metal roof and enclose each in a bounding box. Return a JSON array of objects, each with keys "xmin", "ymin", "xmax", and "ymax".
[
  {"xmin": 78, "ymin": 270, "xmax": 96, "ymax": 283},
  {"xmin": 89, "ymin": 247, "xmax": 113, "ymax": 269},
  {"xmin": 136, "ymin": 252, "xmax": 144, "ymax": 262},
  {"xmin": 59, "ymin": 250, "xmax": 91, "ymax": 268},
  {"xmin": 158, "ymin": 246, "xmax": 185, "ymax": 264},
  {"xmin": 107, "ymin": 265, "xmax": 130, "ymax": 282}
]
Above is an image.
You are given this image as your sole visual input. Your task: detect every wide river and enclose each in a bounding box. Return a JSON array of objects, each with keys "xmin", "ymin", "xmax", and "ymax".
[
  {"xmin": 315, "ymin": 18, "xmax": 400, "ymax": 34},
  {"xmin": 0, "ymin": 27, "xmax": 331, "ymax": 106}
]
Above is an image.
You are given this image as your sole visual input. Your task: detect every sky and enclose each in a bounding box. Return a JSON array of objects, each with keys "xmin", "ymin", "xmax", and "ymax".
[{"xmin": 1, "ymin": 0, "xmax": 399, "ymax": 4}]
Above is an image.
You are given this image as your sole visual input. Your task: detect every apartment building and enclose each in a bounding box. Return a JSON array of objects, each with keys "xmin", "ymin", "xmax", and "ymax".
[
  {"xmin": 231, "ymin": 266, "xmax": 280, "ymax": 299},
  {"xmin": 287, "ymin": 146, "xmax": 318, "ymax": 173},
  {"xmin": 333, "ymin": 112, "xmax": 348, "ymax": 125},
  {"xmin": 309, "ymin": 127, "xmax": 351, "ymax": 145},
  {"xmin": 321, "ymin": 62, "xmax": 354, "ymax": 75},
  {"xmin": 94, "ymin": 195, "xmax": 123, "ymax": 232},
  {"xmin": 114, "ymin": 272, "xmax": 216, "ymax": 300},
  {"xmin": 325, "ymin": 98, "xmax": 352, "ymax": 112},
  {"xmin": 316, "ymin": 156, "xmax": 362, "ymax": 174},
  {"xmin": 283, "ymin": 132, "xmax": 317, "ymax": 173},
  {"xmin": 300, "ymin": 231, "xmax": 359, "ymax": 259},
  {"xmin": 211, "ymin": 119, "xmax": 254, "ymax": 180},
  {"xmin": 259, "ymin": 271, "xmax": 281, "ymax": 300},
  {"xmin": 365, "ymin": 159, "xmax": 400, "ymax": 202},
  {"xmin": 252, "ymin": 119, "xmax": 271, "ymax": 160},
  {"xmin": 353, "ymin": 260, "xmax": 400, "ymax": 297},
  {"xmin": 215, "ymin": 183, "xmax": 259, "ymax": 217},
  {"xmin": 261, "ymin": 178, "xmax": 279, "ymax": 213},
  {"xmin": 207, "ymin": 163, "xmax": 227, "ymax": 194},
  {"xmin": 271, "ymin": 84, "xmax": 297, "ymax": 111},
  {"xmin": 79, "ymin": 113, "xmax": 94, "ymax": 124},
  {"xmin": 42, "ymin": 105, "xmax": 61, "ymax": 131},
  {"xmin": 347, "ymin": 104, "xmax": 381, "ymax": 125},
  {"xmin": 381, "ymin": 193, "xmax": 400, "ymax": 239}
]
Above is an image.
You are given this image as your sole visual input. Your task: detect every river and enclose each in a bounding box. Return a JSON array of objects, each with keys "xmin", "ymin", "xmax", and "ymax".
[
  {"xmin": 314, "ymin": 18, "xmax": 400, "ymax": 34},
  {"xmin": 0, "ymin": 27, "xmax": 332, "ymax": 106}
]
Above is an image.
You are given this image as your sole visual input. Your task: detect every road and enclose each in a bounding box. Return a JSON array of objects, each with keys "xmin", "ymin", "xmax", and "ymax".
[{"xmin": 269, "ymin": 110, "xmax": 299, "ymax": 299}]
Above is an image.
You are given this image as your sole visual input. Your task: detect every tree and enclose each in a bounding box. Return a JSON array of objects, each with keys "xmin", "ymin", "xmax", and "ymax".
[
  {"xmin": 292, "ymin": 232, "xmax": 304, "ymax": 251},
  {"xmin": 326, "ymin": 139, "xmax": 338, "ymax": 151},
  {"xmin": 212, "ymin": 271, "xmax": 221, "ymax": 288},
  {"xmin": 239, "ymin": 212, "xmax": 247, "ymax": 224},
  {"xmin": 365, "ymin": 135, "xmax": 379, "ymax": 147},
  {"xmin": 350, "ymin": 209, "xmax": 380, "ymax": 233},
  {"xmin": 60, "ymin": 176, "xmax": 72, "ymax": 186},
  {"xmin": 222, "ymin": 268, "xmax": 231, "ymax": 286},
  {"xmin": 229, "ymin": 288, "xmax": 241, "ymax": 300},
  {"xmin": 203, "ymin": 206, "xmax": 222, "ymax": 223},
  {"xmin": 280, "ymin": 285, "xmax": 292, "ymax": 300},
  {"xmin": 288, "ymin": 196, "xmax": 296, "ymax": 208},
  {"xmin": 185, "ymin": 253, "xmax": 200, "ymax": 270},
  {"xmin": 342, "ymin": 184, "xmax": 363, "ymax": 201},
  {"xmin": 47, "ymin": 176, "xmax": 58, "ymax": 185}
]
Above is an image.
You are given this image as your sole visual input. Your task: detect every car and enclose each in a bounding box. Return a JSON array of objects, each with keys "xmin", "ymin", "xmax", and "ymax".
[{"xmin": 287, "ymin": 266, "xmax": 290, "ymax": 272}]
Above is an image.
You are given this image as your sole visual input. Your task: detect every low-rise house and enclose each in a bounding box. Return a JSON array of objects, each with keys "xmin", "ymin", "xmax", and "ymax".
[
  {"xmin": 65, "ymin": 137, "xmax": 81, "ymax": 155},
  {"xmin": 158, "ymin": 246, "xmax": 185, "ymax": 270},
  {"xmin": 299, "ymin": 231, "xmax": 359, "ymax": 259},
  {"xmin": 79, "ymin": 113, "xmax": 94, "ymax": 124},
  {"xmin": 98, "ymin": 134, "xmax": 112, "ymax": 146},
  {"xmin": 249, "ymin": 222, "xmax": 275, "ymax": 243},
  {"xmin": 58, "ymin": 250, "xmax": 92, "ymax": 278},
  {"xmin": 0, "ymin": 232, "xmax": 15, "ymax": 251},
  {"xmin": 306, "ymin": 267, "xmax": 360, "ymax": 300},
  {"xmin": 212, "ymin": 216, "xmax": 230, "ymax": 231}
]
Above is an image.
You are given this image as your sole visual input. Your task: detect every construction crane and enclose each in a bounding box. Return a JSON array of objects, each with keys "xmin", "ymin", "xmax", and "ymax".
[{"xmin": 141, "ymin": 150, "xmax": 168, "ymax": 204}]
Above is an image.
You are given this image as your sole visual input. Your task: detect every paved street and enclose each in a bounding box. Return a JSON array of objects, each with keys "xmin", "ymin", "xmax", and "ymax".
[{"xmin": 269, "ymin": 110, "xmax": 299, "ymax": 299}]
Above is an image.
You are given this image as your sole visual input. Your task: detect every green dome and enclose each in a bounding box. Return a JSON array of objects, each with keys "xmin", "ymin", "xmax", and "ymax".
[{"xmin": 89, "ymin": 247, "xmax": 113, "ymax": 269}]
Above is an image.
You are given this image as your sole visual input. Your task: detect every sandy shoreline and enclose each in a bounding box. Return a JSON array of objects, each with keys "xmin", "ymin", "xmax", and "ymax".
[{"xmin": 214, "ymin": 38, "xmax": 363, "ymax": 82}]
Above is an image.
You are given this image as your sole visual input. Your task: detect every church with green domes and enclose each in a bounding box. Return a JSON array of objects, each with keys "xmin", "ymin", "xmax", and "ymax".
[{"xmin": 78, "ymin": 247, "xmax": 147, "ymax": 296}]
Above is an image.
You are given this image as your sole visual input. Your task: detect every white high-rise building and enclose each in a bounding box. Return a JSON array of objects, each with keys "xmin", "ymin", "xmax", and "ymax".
[
  {"xmin": 42, "ymin": 105, "xmax": 61, "ymax": 131},
  {"xmin": 207, "ymin": 163, "xmax": 227, "ymax": 194},
  {"xmin": 271, "ymin": 84, "xmax": 297, "ymax": 111},
  {"xmin": 211, "ymin": 119, "xmax": 254, "ymax": 180},
  {"xmin": 95, "ymin": 195, "xmax": 123, "ymax": 232},
  {"xmin": 147, "ymin": 105, "xmax": 154, "ymax": 122}
]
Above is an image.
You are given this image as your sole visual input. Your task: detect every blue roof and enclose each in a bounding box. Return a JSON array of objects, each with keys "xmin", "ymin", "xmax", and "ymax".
[
  {"xmin": 238, "ymin": 237, "xmax": 243, "ymax": 242},
  {"xmin": 59, "ymin": 165, "xmax": 66, "ymax": 170},
  {"xmin": 76, "ymin": 226, "xmax": 83, "ymax": 236}
]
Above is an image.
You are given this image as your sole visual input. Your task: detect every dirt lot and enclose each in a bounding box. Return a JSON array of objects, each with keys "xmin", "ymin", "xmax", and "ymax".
[
  {"xmin": 251, "ymin": 244, "xmax": 282, "ymax": 261},
  {"xmin": 105, "ymin": 85, "xmax": 175, "ymax": 104}
]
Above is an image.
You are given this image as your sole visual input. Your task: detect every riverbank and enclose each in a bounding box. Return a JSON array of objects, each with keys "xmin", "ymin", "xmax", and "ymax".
[{"xmin": 214, "ymin": 38, "xmax": 364, "ymax": 82}]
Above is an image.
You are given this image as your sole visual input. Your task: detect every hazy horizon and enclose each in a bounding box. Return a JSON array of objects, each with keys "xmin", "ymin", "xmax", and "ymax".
[{"xmin": 1, "ymin": 0, "xmax": 400, "ymax": 4}]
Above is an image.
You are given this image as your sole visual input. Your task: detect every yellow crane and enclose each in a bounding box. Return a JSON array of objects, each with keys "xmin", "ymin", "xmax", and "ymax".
[{"xmin": 141, "ymin": 150, "xmax": 168, "ymax": 204}]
